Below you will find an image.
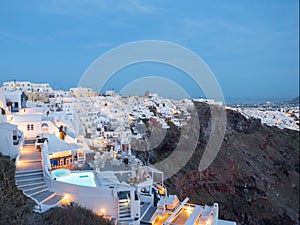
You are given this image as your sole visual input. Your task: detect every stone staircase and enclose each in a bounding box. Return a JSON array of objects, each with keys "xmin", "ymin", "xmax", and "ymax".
[
  {"xmin": 15, "ymin": 168, "xmax": 64, "ymax": 213},
  {"xmin": 119, "ymin": 198, "xmax": 131, "ymax": 220},
  {"xmin": 15, "ymin": 141, "xmax": 64, "ymax": 213}
]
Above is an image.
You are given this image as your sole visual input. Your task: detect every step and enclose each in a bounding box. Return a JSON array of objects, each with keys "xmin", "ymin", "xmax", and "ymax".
[
  {"xmin": 119, "ymin": 208, "xmax": 130, "ymax": 212},
  {"xmin": 23, "ymin": 142, "xmax": 38, "ymax": 146},
  {"xmin": 16, "ymin": 163, "xmax": 43, "ymax": 172},
  {"xmin": 17, "ymin": 159, "xmax": 42, "ymax": 163},
  {"xmin": 21, "ymin": 146, "xmax": 36, "ymax": 150},
  {"xmin": 16, "ymin": 173, "xmax": 43, "ymax": 179},
  {"xmin": 24, "ymin": 187, "xmax": 48, "ymax": 196},
  {"xmin": 119, "ymin": 204, "xmax": 130, "ymax": 208},
  {"xmin": 24, "ymin": 140, "xmax": 36, "ymax": 144},
  {"xmin": 119, "ymin": 214, "xmax": 131, "ymax": 218},
  {"xmin": 31, "ymin": 190, "xmax": 55, "ymax": 203},
  {"xmin": 16, "ymin": 171, "xmax": 43, "ymax": 178},
  {"xmin": 119, "ymin": 205, "xmax": 130, "ymax": 210},
  {"xmin": 118, "ymin": 220, "xmax": 135, "ymax": 224},
  {"xmin": 119, "ymin": 212, "xmax": 131, "ymax": 218},
  {"xmin": 16, "ymin": 174, "xmax": 44, "ymax": 182},
  {"xmin": 119, "ymin": 199, "xmax": 129, "ymax": 203},
  {"xmin": 119, "ymin": 203, "xmax": 130, "ymax": 207},
  {"xmin": 22, "ymin": 146, "xmax": 36, "ymax": 149},
  {"xmin": 119, "ymin": 207, "xmax": 130, "ymax": 211},
  {"xmin": 22, "ymin": 183, "xmax": 47, "ymax": 192},
  {"xmin": 16, "ymin": 177, "xmax": 45, "ymax": 185},
  {"xmin": 42, "ymin": 194, "xmax": 64, "ymax": 206},
  {"xmin": 119, "ymin": 208, "xmax": 130, "ymax": 214},
  {"xmin": 119, "ymin": 201, "xmax": 130, "ymax": 205},
  {"xmin": 17, "ymin": 179, "xmax": 45, "ymax": 187},
  {"xmin": 16, "ymin": 169, "xmax": 43, "ymax": 175}
]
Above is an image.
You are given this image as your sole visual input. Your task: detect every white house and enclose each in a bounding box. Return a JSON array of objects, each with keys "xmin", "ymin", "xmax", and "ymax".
[
  {"xmin": 3, "ymin": 81, "xmax": 52, "ymax": 93},
  {"xmin": 0, "ymin": 122, "xmax": 23, "ymax": 159}
]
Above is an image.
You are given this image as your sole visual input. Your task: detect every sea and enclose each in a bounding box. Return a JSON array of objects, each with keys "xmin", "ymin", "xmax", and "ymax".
[{"xmin": 224, "ymin": 97, "xmax": 293, "ymax": 105}]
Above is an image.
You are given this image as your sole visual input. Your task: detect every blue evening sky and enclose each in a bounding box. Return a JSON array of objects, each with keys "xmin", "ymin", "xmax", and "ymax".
[{"xmin": 0, "ymin": 0, "xmax": 299, "ymax": 102}]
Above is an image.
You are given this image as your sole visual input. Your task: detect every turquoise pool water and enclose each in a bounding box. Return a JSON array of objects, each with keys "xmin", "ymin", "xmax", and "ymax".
[
  {"xmin": 51, "ymin": 169, "xmax": 71, "ymax": 178},
  {"xmin": 53, "ymin": 171, "xmax": 96, "ymax": 187}
]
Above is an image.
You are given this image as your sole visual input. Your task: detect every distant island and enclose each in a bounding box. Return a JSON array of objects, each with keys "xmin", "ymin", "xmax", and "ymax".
[{"xmin": 288, "ymin": 96, "xmax": 299, "ymax": 104}]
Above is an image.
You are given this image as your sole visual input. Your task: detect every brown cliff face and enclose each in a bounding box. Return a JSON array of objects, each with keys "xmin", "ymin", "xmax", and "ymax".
[{"xmin": 132, "ymin": 102, "xmax": 299, "ymax": 225}]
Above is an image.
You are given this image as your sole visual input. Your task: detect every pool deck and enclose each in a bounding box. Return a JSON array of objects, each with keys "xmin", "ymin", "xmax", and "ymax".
[{"xmin": 93, "ymin": 158, "xmax": 152, "ymax": 187}]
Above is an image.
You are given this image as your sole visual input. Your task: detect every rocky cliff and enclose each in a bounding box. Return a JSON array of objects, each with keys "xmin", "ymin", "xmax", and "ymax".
[{"xmin": 132, "ymin": 102, "xmax": 299, "ymax": 225}]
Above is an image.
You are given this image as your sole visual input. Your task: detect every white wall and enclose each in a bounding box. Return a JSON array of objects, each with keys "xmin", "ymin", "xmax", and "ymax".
[
  {"xmin": 49, "ymin": 179, "xmax": 119, "ymax": 218},
  {"xmin": 22, "ymin": 107, "xmax": 45, "ymax": 113},
  {"xmin": 131, "ymin": 198, "xmax": 140, "ymax": 219},
  {"xmin": 4, "ymin": 91, "xmax": 22, "ymax": 105},
  {"xmin": 0, "ymin": 87, "xmax": 6, "ymax": 109},
  {"xmin": 0, "ymin": 112, "xmax": 6, "ymax": 123},
  {"xmin": 0, "ymin": 125, "xmax": 23, "ymax": 159},
  {"xmin": 16, "ymin": 121, "xmax": 42, "ymax": 138}
]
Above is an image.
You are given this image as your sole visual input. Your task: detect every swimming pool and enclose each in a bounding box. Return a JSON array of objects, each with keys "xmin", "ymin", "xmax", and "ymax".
[
  {"xmin": 52, "ymin": 170, "xmax": 96, "ymax": 187},
  {"xmin": 52, "ymin": 169, "xmax": 71, "ymax": 178}
]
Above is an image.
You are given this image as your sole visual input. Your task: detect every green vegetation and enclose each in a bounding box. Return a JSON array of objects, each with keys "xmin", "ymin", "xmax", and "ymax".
[
  {"xmin": 0, "ymin": 152, "xmax": 34, "ymax": 225},
  {"xmin": 36, "ymin": 203, "xmax": 112, "ymax": 225}
]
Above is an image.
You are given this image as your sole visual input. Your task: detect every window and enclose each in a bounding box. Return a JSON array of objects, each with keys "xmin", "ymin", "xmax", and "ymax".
[
  {"xmin": 13, "ymin": 130, "xmax": 18, "ymax": 140},
  {"xmin": 27, "ymin": 124, "xmax": 34, "ymax": 131},
  {"xmin": 13, "ymin": 130, "xmax": 19, "ymax": 145}
]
